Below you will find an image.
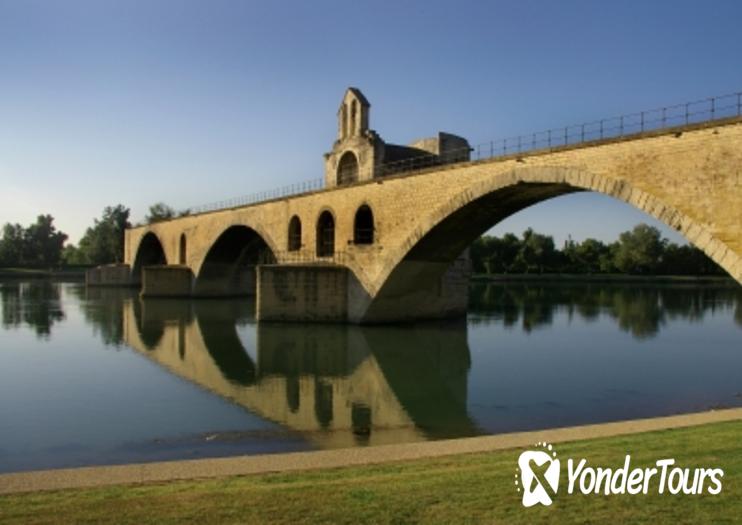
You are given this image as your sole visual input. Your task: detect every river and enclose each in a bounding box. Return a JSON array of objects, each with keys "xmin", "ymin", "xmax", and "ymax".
[{"xmin": 1, "ymin": 280, "xmax": 740, "ymax": 473}]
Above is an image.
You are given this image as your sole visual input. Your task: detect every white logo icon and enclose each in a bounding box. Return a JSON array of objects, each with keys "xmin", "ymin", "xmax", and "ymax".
[{"xmin": 516, "ymin": 442, "xmax": 560, "ymax": 507}]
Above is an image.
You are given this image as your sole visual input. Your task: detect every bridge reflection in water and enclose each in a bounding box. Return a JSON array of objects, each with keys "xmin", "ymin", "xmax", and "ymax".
[{"xmin": 122, "ymin": 295, "xmax": 478, "ymax": 449}]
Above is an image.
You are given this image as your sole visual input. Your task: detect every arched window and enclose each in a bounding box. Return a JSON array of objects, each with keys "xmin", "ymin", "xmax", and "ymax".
[
  {"xmin": 288, "ymin": 215, "xmax": 302, "ymax": 251},
  {"xmin": 316, "ymin": 211, "xmax": 335, "ymax": 257},
  {"xmin": 354, "ymin": 204, "xmax": 374, "ymax": 244},
  {"xmin": 337, "ymin": 151, "xmax": 359, "ymax": 185},
  {"xmin": 340, "ymin": 104, "xmax": 347, "ymax": 138},
  {"xmin": 350, "ymin": 100, "xmax": 357, "ymax": 135},
  {"xmin": 179, "ymin": 234, "xmax": 187, "ymax": 264}
]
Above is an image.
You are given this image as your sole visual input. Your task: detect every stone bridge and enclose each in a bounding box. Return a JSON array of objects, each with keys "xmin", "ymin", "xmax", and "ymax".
[{"xmin": 92, "ymin": 89, "xmax": 742, "ymax": 323}]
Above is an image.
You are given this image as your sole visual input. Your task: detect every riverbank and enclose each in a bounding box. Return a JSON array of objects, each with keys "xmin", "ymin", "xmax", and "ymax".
[
  {"xmin": 2, "ymin": 269, "xmax": 735, "ymax": 286},
  {"xmin": 472, "ymin": 273, "xmax": 735, "ymax": 284},
  {"xmin": 0, "ymin": 267, "xmax": 87, "ymax": 280},
  {"xmin": 1, "ymin": 409, "xmax": 740, "ymax": 523}
]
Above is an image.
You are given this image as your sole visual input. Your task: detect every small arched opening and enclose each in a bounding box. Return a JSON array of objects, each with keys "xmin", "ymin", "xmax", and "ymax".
[
  {"xmin": 354, "ymin": 204, "xmax": 374, "ymax": 244},
  {"xmin": 350, "ymin": 100, "xmax": 358, "ymax": 135},
  {"xmin": 179, "ymin": 234, "xmax": 187, "ymax": 264},
  {"xmin": 288, "ymin": 216, "xmax": 302, "ymax": 252},
  {"xmin": 340, "ymin": 104, "xmax": 348, "ymax": 139},
  {"xmin": 337, "ymin": 151, "xmax": 359, "ymax": 185},
  {"xmin": 316, "ymin": 211, "xmax": 335, "ymax": 257}
]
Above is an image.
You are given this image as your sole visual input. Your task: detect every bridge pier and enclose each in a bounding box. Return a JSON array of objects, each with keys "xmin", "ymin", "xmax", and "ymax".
[
  {"xmin": 132, "ymin": 264, "xmax": 259, "ymax": 298},
  {"xmin": 255, "ymin": 255, "xmax": 470, "ymax": 324},
  {"xmin": 85, "ymin": 264, "xmax": 135, "ymax": 287},
  {"xmin": 256, "ymin": 265, "xmax": 349, "ymax": 322},
  {"xmin": 140, "ymin": 265, "xmax": 194, "ymax": 298}
]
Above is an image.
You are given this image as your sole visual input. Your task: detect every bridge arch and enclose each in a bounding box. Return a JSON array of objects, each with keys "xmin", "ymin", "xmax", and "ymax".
[
  {"xmin": 131, "ymin": 232, "xmax": 167, "ymax": 283},
  {"xmin": 362, "ymin": 165, "xmax": 740, "ymax": 321},
  {"xmin": 193, "ymin": 225, "xmax": 276, "ymax": 297}
]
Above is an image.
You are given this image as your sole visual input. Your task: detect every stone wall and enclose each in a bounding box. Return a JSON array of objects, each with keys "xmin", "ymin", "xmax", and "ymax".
[
  {"xmin": 141, "ymin": 265, "xmax": 193, "ymax": 297},
  {"xmin": 86, "ymin": 264, "xmax": 133, "ymax": 287},
  {"xmin": 257, "ymin": 265, "xmax": 349, "ymax": 322}
]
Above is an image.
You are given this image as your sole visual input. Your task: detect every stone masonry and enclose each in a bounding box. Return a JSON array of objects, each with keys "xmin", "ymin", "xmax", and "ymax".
[{"xmin": 114, "ymin": 89, "xmax": 742, "ymax": 323}]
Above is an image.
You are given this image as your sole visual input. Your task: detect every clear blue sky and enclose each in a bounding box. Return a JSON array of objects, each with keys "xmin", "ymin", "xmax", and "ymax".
[{"xmin": 1, "ymin": 0, "xmax": 741, "ymax": 245}]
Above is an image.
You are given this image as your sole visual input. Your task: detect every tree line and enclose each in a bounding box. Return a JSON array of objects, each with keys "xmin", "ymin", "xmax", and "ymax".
[
  {"xmin": 0, "ymin": 203, "xmax": 180, "ymax": 268},
  {"xmin": 470, "ymin": 224, "xmax": 724, "ymax": 276},
  {"xmin": 0, "ymin": 207, "xmax": 727, "ymax": 276},
  {"xmin": 0, "ymin": 215, "xmax": 68, "ymax": 267}
]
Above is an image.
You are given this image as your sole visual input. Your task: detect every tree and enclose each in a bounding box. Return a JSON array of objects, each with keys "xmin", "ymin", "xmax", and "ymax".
[
  {"xmin": 461, "ymin": 224, "xmax": 722, "ymax": 277},
  {"xmin": 61, "ymin": 244, "xmax": 84, "ymax": 265},
  {"xmin": 146, "ymin": 203, "xmax": 176, "ymax": 224},
  {"xmin": 512, "ymin": 228, "xmax": 558, "ymax": 273},
  {"xmin": 470, "ymin": 236, "xmax": 492, "ymax": 274},
  {"xmin": 471, "ymin": 233, "xmax": 523, "ymax": 274},
  {"xmin": 0, "ymin": 216, "xmax": 67, "ymax": 267},
  {"xmin": 573, "ymin": 238, "xmax": 610, "ymax": 274},
  {"xmin": 0, "ymin": 223, "xmax": 25, "ymax": 266},
  {"xmin": 660, "ymin": 243, "xmax": 723, "ymax": 275},
  {"xmin": 489, "ymin": 233, "xmax": 521, "ymax": 273},
  {"xmin": 23, "ymin": 215, "xmax": 68, "ymax": 266},
  {"xmin": 73, "ymin": 205, "xmax": 131, "ymax": 265},
  {"xmin": 613, "ymin": 224, "xmax": 666, "ymax": 274}
]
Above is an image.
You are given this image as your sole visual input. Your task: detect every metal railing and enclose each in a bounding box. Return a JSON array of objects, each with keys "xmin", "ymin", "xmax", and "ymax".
[
  {"xmin": 187, "ymin": 177, "xmax": 325, "ymax": 215},
  {"xmin": 151, "ymin": 90, "xmax": 742, "ymax": 221},
  {"xmin": 374, "ymin": 90, "xmax": 742, "ymax": 173}
]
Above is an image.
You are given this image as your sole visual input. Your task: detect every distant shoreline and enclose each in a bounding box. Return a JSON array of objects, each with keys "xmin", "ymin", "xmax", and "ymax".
[
  {"xmin": 0, "ymin": 268, "xmax": 87, "ymax": 281},
  {"xmin": 0, "ymin": 268, "xmax": 736, "ymax": 285},
  {"xmin": 472, "ymin": 273, "xmax": 736, "ymax": 284}
]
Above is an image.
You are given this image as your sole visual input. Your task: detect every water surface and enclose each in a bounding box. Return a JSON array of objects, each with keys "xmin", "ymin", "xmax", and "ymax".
[{"xmin": 1, "ymin": 280, "xmax": 740, "ymax": 473}]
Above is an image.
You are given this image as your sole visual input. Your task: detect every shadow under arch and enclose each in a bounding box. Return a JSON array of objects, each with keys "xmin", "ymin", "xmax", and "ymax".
[
  {"xmin": 131, "ymin": 297, "xmax": 167, "ymax": 350},
  {"xmin": 131, "ymin": 232, "xmax": 167, "ymax": 284},
  {"xmin": 364, "ymin": 166, "xmax": 741, "ymax": 321},
  {"xmin": 364, "ymin": 321, "xmax": 478, "ymax": 439},
  {"xmin": 192, "ymin": 300, "xmax": 257, "ymax": 386},
  {"xmin": 256, "ymin": 321, "xmax": 479, "ymax": 440},
  {"xmin": 193, "ymin": 224, "xmax": 277, "ymax": 297}
]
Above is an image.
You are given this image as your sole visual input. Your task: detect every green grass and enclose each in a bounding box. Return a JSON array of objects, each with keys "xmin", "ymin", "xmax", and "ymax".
[{"xmin": 2, "ymin": 420, "xmax": 741, "ymax": 524}]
